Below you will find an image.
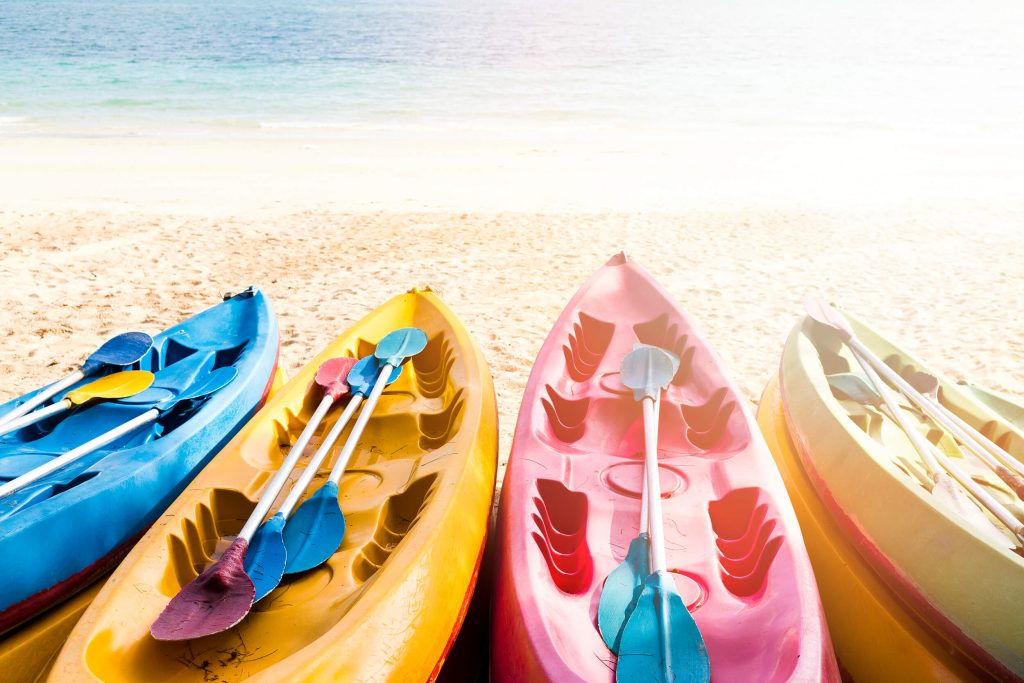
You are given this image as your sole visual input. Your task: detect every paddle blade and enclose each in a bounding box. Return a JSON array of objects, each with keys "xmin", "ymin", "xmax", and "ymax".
[
  {"xmin": 346, "ymin": 355, "xmax": 402, "ymax": 396},
  {"xmin": 620, "ymin": 345, "xmax": 680, "ymax": 401},
  {"xmin": 65, "ymin": 370, "xmax": 155, "ymax": 406},
  {"xmin": 150, "ymin": 538, "xmax": 256, "ymax": 641},
  {"xmin": 804, "ymin": 299, "xmax": 853, "ymax": 340},
  {"xmin": 616, "ymin": 573, "xmax": 710, "ymax": 683},
  {"xmin": 283, "ymin": 481, "xmax": 346, "ymax": 575},
  {"xmin": 598, "ymin": 533, "xmax": 650, "ymax": 653},
  {"xmin": 826, "ymin": 373, "xmax": 882, "ymax": 407},
  {"xmin": 82, "ymin": 332, "xmax": 153, "ymax": 373},
  {"xmin": 159, "ymin": 366, "xmax": 239, "ymax": 410},
  {"xmin": 244, "ymin": 513, "xmax": 288, "ymax": 602},
  {"xmin": 374, "ymin": 328, "xmax": 428, "ymax": 367},
  {"xmin": 315, "ymin": 357, "xmax": 357, "ymax": 401}
]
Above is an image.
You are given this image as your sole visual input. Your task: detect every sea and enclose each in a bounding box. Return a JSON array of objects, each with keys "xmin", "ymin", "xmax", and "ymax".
[{"xmin": 1, "ymin": 0, "xmax": 1022, "ymax": 142}]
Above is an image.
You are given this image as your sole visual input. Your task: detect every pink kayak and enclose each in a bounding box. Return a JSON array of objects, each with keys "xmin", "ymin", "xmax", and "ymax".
[{"xmin": 491, "ymin": 253, "xmax": 839, "ymax": 682}]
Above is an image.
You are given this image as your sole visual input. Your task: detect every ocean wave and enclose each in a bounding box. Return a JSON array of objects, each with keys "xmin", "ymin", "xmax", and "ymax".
[{"xmin": 0, "ymin": 116, "xmax": 33, "ymax": 127}]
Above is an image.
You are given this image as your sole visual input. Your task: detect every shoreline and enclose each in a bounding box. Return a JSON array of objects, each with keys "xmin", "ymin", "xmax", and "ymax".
[{"xmin": 3, "ymin": 131, "xmax": 1024, "ymax": 214}]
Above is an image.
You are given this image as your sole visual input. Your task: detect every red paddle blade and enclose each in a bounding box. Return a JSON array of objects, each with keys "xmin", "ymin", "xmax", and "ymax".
[
  {"xmin": 150, "ymin": 538, "xmax": 256, "ymax": 641},
  {"xmin": 804, "ymin": 298, "xmax": 854, "ymax": 340},
  {"xmin": 315, "ymin": 357, "xmax": 357, "ymax": 401}
]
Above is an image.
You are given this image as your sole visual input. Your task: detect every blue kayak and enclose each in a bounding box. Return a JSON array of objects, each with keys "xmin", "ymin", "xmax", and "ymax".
[{"xmin": 0, "ymin": 287, "xmax": 278, "ymax": 633}]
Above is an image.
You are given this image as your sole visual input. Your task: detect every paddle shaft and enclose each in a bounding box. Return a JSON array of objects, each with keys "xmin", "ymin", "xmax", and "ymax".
[
  {"xmin": 327, "ymin": 363, "xmax": 394, "ymax": 485},
  {"xmin": 642, "ymin": 397, "xmax": 668, "ymax": 573},
  {"xmin": 277, "ymin": 393, "xmax": 364, "ymax": 519},
  {"xmin": 639, "ymin": 394, "xmax": 659, "ymax": 537},
  {"xmin": 0, "ymin": 408, "xmax": 156, "ymax": 499},
  {"xmin": 852, "ymin": 349, "xmax": 1024, "ymax": 543},
  {"xmin": 0, "ymin": 399, "xmax": 71, "ymax": 438},
  {"xmin": 848, "ymin": 335, "xmax": 1024, "ymax": 479},
  {"xmin": 237, "ymin": 393, "xmax": 335, "ymax": 542},
  {"xmin": 0, "ymin": 369, "xmax": 85, "ymax": 427},
  {"xmin": 924, "ymin": 388, "xmax": 1024, "ymax": 481},
  {"xmin": 852, "ymin": 353, "xmax": 942, "ymax": 476}
]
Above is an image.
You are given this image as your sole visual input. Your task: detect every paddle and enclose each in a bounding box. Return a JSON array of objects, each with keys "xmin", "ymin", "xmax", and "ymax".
[
  {"xmin": 244, "ymin": 356, "xmax": 402, "ymax": 601},
  {"xmin": 809, "ymin": 303, "xmax": 1024, "ymax": 546},
  {"xmin": 808, "ymin": 302, "xmax": 1024, "ymax": 483},
  {"xmin": 615, "ymin": 345, "xmax": 710, "ymax": 683},
  {"xmin": 0, "ymin": 371, "xmax": 155, "ymax": 439},
  {"xmin": 598, "ymin": 346, "xmax": 677, "ymax": 653},
  {"xmin": 826, "ymin": 372, "xmax": 1023, "ymax": 547},
  {"xmin": 150, "ymin": 329, "xmax": 426, "ymax": 641},
  {"xmin": 149, "ymin": 357, "xmax": 353, "ymax": 641},
  {"xmin": 0, "ymin": 332, "xmax": 153, "ymax": 427},
  {"xmin": 242, "ymin": 356, "xmax": 359, "ymax": 599},
  {"xmin": 282, "ymin": 328, "xmax": 427, "ymax": 575},
  {"xmin": 0, "ymin": 366, "xmax": 236, "ymax": 502},
  {"xmin": 911, "ymin": 372, "xmax": 1024, "ymax": 499}
]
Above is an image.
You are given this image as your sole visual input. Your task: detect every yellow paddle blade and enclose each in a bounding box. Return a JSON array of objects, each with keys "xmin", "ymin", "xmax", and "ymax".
[{"xmin": 65, "ymin": 370, "xmax": 156, "ymax": 405}]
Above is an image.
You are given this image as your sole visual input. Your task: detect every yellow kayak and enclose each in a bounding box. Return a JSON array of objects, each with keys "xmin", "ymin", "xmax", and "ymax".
[
  {"xmin": 774, "ymin": 311, "xmax": 1024, "ymax": 680},
  {"xmin": 0, "ymin": 368, "xmax": 289, "ymax": 683},
  {"xmin": 48, "ymin": 287, "xmax": 497, "ymax": 683}
]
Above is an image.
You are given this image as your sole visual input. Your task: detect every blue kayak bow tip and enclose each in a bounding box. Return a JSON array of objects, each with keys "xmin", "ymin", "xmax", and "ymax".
[{"xmin": 283, "ymin": 481, "xmax": 346, "ymax": 575}]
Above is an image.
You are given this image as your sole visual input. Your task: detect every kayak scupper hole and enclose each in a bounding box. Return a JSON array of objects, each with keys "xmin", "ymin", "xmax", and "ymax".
[
  {"xmin": 708, "ymin": 488, "xmax": 783, "ymax": 597},
  {"xmin": 412, "ymin": 334, "xmax": 455, "ymax": 400},
  {"xmin": 540, "ymin": 385, "xmax": 589, "ymax": 443},
  {"xmin": 562, "ymin": 312, "xmax": 614, "ymax": 382},
  {"xmin": 530, "ymin": 479, "xmax": 592, "ymax": 594},
  {"xmin": 352, "ymin": 474, "xmax": 438, "ymax": 583},
  {"xmin": 418, "ymin": 388, "xmax": 465, "ymax": 451},
  {"xmin": 159, "ymin": 488, "xmax": 251, "ymax": 595},
  {"xmin": 632, "ymin": 313, "xmax": 693, "ymax": 387},
  {"xmin": 681, "ymin": 388, "xmax": 749, "ymax": 455}
]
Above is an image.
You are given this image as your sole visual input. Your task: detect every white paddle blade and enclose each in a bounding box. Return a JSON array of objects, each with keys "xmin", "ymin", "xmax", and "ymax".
[{"xmin": 621, "ymin": 345, "xmax": 679, "ymax": 401}]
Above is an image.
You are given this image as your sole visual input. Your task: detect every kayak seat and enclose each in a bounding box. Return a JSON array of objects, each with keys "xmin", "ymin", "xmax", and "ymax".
[
  {"xmin": 411, "ymin": 334, "xmax": 456, "ymax": 400},
  {"xmin": 352, "ymin": 473, "xmax": 438, "ymax": 582}
]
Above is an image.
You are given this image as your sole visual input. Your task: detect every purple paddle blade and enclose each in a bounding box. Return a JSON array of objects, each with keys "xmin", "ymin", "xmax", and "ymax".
[{"xmin": 150, "ymin": 537, "xmax": 256, "ymax": 641}]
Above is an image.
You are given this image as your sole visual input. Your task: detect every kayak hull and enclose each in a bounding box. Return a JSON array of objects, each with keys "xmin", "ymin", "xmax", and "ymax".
[
  {"xmin": 49, "ymin": 286, "xmax": 497, "ymax": 683},
  {"xmin": 758, "ymin": 377, "xmax": 985, "ymax": 682},
  {"xmin": 779, "ymin": 314, "xmax": 1024, "ymax": 680},
  {"xmin": 0, "ymin": 288, "xmax": 279, "ymax": 634},
  {"xmin": 492, "ymin": 253, "xmax": 838, "ymax": 682}
]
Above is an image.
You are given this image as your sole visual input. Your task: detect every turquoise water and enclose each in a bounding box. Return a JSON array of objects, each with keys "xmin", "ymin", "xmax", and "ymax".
[{"xmin": 2, "ymin": 0, "xmax": 1023, "ymax": 138}]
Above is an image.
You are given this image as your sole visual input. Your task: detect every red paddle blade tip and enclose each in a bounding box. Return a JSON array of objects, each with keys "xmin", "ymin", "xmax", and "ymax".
[
  {"xmin": 150, "ymin": 538, "xmax": 256, "ymax": 641},
  {"xmin": 315, "ymin": 357, "xmax": 358, "ymax": 401}
]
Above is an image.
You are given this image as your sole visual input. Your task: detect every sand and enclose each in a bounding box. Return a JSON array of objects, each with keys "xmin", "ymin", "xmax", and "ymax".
[{"xmin": 2, "ymin": 145, "xmax": 1023, "ymax": 482}]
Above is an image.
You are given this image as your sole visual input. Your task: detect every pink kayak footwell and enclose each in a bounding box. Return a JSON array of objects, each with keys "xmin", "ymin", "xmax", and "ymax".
[{"xmin": 491, "ymin": 253, "xmax": 839, "ymax": 682}]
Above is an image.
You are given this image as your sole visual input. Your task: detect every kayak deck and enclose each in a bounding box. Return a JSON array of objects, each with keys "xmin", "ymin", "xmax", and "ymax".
[
  {"xmin": 493, "ymin": 254, "xmax": 837, "ymax": 682},
  {"xmin": 49, "ymin": 287, "xmax": 497, "ymax": 683}
]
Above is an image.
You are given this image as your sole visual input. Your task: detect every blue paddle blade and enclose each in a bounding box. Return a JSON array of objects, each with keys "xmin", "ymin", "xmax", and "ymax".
[
  {"xmin": 373, "ymin": 328, "xmax": 428, "ymax": 367},
  {"xmin": 346, "ymin": 356, "xmax": 402, "ymax": 396},
  {"xmin": 117, "ymin": 351, "xmax": 216, "ymax": 405},
  {"xmin": 283, "ymin": 481, "xmax": 346, "ymax": 575},
  {"xmin": 616, "ymin": 572, "xmax": 710, "ymax": 683},
  {"xmin": 81, "ymin": 332, "xmax": 153, "ymax": 374},
  {"xmin": 244, "ymin": 512, "xmax": 288, "ymax": 602},
  {"xmin": 598, "ymin": 533, "xmax": 650, "ymax": 653}
]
